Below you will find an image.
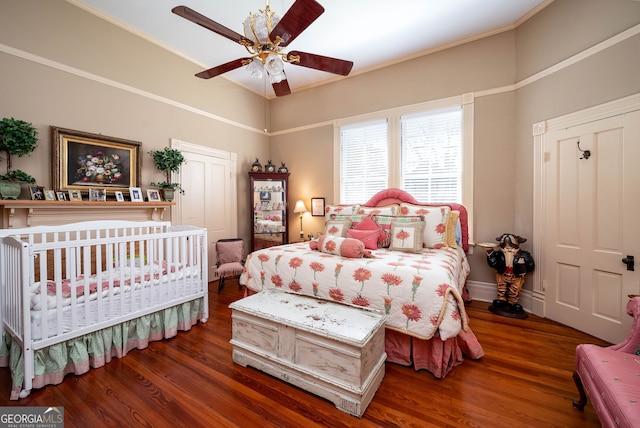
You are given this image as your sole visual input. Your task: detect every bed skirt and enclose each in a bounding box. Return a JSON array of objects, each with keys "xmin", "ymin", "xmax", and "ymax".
[
  {"xmin": 0, "ymin": 298, "xmax": 204, "ymax": 400},
  {"xmin": 385, "ymin": 327, "xmax": 484, "ymax": 378},
  {"xmin": 241, "ymin": 288, "xmax": 483, "ymax": 378}
]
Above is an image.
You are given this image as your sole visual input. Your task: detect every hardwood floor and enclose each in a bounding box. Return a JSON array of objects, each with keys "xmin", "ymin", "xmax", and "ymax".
[{"xmin": 0, "ymin": 282, "xmax": 610, "ymax": 427}]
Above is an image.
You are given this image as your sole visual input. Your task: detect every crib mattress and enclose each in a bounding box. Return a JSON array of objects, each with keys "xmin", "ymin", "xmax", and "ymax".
[{"xmin": 28, "ymin": 264, "xmax": 202, "ymax": 341}]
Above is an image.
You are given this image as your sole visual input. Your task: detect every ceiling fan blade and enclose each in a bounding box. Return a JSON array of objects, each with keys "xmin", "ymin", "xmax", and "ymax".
[
  {"xmin": 195, "ymin": 58, "xmax": 252, "ymax": 79},
  {"xmin": 287, "ymin": 51, "xmax": 354, "ymax": 76},
  {"xmin": 172, "ymin": 6, "xmax": 252, "ymax": 46},
  {"xmin": 272, "ymin": 79, "xmax": 291, "ymax": 97},
  {"xmin": 269, "ymin": 0, "xmax": 324, "ymax": 47}
]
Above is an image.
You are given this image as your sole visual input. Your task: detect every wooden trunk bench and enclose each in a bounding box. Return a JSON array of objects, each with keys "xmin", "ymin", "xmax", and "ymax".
[{"xmin": 229, "ymin": 289, "xmax": 386, "ymax": 417}]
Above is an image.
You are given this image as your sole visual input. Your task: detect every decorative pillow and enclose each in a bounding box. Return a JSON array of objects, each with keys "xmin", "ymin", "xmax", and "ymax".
[
  {"xmin": 357, "ymin": 204, "xmax": 400, "ymax": 216},
  {"xmin": 346, "ymin": 228, "xmax": 379, "ymax": 250},
  {"xmin": 373, "ymin": 215, "xmax": 424, "ymax": 248},
  {"xmin": 325, "ymin": 204, "xmax": 360, "ymax": 221},
  {"xmin": 399, "ymin": 203, "xmax": 432, "ymax": 217},
  {"xmin": 330, "ymin": 214, "xmax": 367, "ymax": 229},
  {"xmin": 388, "ymin": 221, "xmax": 425, "ymax": 253},
  {"xmin": 353, "ymin": 215, "xmax": 387, "ymax": 248},
  {"xmin": 400, "ymin": 203, "xmax": 451, "ymax": 249},
  {"xmin": 317, "ymin": 235, "xmax": 367, "ymax": 258},
  {"xmin": 323, "ymin": 220, "xmax": 352, "ymax": 237},
  {"xmin": 445, "ymin": 210, "xmax": 460, "ymax": 249}
]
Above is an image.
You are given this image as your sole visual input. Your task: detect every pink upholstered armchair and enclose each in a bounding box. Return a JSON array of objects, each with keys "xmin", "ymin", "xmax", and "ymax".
[
  {"xmin": 215, "ymin": 238, "xmax": 245, "ymax": 292},
  {"xmin": 573, "ymin": 296, "xmax": 640, "ymax": 428}
]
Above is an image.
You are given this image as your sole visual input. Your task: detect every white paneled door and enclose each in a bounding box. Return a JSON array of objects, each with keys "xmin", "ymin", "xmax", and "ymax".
[
  {"xmin": 543, "ymin": 110, "xmax": 640, "ymax": 343},
  {"xmin": 170, "ymin": 139, "xmax": 237, "ymax": 280}
]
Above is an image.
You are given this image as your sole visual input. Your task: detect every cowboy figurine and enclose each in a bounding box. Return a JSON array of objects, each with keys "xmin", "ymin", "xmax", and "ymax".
[{"xmin": 483, "ymin": 233, "xmax": 535, "ymax": 318}]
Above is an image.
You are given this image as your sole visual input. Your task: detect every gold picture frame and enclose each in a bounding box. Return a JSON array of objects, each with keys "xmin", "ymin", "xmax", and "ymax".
[
  {"xmin": 29, "ymin": 186, "xmax": 45, "ymax": 200},
  {"xmin": 44, "ymin": 189, "xmax": 57, "ymax": 201},
  {"xmin": 68, "ymin": 190, "xmax": 82, "ymax": 201},
  {"xmin": 147, "ymin": 189, "xmax": 161, "ymax": 202},
  {"xmin": 51, "ymin": 126, "xmax": 141, "ymax": 193}
]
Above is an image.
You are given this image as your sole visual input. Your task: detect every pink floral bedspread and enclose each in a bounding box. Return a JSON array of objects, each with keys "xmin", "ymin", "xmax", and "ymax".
[{"xmin": 240, "ymin": 242, "xmax": 471, "ymax": 340}]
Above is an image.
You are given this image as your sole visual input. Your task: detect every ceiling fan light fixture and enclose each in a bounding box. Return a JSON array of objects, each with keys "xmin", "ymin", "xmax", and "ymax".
[
  {"xmin": 173, "ymin": 1, "xmax": 351, "ymax": 97},
  {"xmin": 266, "ymin": 54, "xmax": 286, "ymax": 83},
  {"xmin": 246, "ymin": 58, "xmax": 265, "ymax": 80},
  {"xmin": 243, "ymin": 4, "xmax": 280, "ymax": 45}
]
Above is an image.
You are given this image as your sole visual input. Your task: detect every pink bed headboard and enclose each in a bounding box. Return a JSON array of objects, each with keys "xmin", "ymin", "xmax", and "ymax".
[{"xmin": 362, "ymin": 188, "xmax": 469, "ymax": 252}]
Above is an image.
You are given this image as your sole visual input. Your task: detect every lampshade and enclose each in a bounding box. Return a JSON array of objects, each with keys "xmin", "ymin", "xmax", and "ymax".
[{"xmin": 294, "ymin": 200, "xmax": 308, "ymax": 214}]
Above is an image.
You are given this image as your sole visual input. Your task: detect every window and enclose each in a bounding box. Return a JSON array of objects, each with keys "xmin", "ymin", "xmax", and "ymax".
[
  {"xmin": 339, "ymin": 120, "xmax": 388, "ymax": 204},
  {"xmin": 334, "ymin": 94, "xmax": 474, "ymax": 239},
  {"xmin": 401, "ymin": 107, "xmax": 462, "ymax": 203}
]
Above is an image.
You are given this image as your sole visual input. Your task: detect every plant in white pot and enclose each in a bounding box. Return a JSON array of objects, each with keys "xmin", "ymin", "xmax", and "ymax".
[
  {"xmin": 149, "ymin": 147, "xmax": 186, "ymax": 202},
  {"xmin": 0, "ymin": 117, "xmax": 38, "ymax": 200}
]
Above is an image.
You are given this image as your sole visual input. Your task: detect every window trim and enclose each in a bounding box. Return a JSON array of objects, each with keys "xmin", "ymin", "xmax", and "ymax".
[{"xmin": 333, "ymin": 93, "xmax": 475, "ymax": 243}]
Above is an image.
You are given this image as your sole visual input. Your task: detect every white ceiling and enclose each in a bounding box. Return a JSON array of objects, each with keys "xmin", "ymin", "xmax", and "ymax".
[{"xmin": 71, "ymin": 0, "xmax": 549, "ymax": 98}]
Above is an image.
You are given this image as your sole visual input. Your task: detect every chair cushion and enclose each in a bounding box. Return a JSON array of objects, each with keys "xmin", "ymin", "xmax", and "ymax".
[
  {"xmin": 217, "ymin": 240, "xmax": 243, "ymax": 265},
  {"xmin": 217, "ymin": 262, "xmax": 244, "ymax": 277}
]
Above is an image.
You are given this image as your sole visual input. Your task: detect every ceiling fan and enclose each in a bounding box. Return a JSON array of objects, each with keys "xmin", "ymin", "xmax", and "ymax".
[{"xmin": 172, "ymin": 0, "xmax": 354, "ymax": 97}]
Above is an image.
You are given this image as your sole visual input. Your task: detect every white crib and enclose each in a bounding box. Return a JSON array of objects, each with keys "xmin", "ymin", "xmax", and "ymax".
[{"xmin": 0, "ymin": 220, "xmax": 208, "ymax": 399}]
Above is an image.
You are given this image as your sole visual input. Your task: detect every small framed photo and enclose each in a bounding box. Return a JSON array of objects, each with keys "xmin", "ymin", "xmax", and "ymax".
[
  {"xmin": 56, "ymin": 191, "xmax": 67, "ymax": 201},
  {"xmin": 311, "ymin": 197, "xmax": 325, "ymax": 216},
  {"xmin": 68, "ymin": 190, "xmax": 82, "ymax": 201},
  {"xmin": 259, "ymin": 191, "xmax": 271, "ymax": 201},
  {"xmin": 89, "ymin": 188, "xmax": 107, "ymax": 202},
  {"xmin": 129, "ymin": 187, "xmax": 143, "ymax": 202},
  {"xmin": 114, "ymin": 191, "xmax": 125, "ymax": 202},
  {"xmin": 30, "ymin": 186, "xmax": 45, "ymax": 200},
  {"xmin": 147, "ymin": 189, "xmax": 161, "ymax": 202},
  {"xmin": 44, "ymin": 189, "xmax": 57, "ymax": 201}
]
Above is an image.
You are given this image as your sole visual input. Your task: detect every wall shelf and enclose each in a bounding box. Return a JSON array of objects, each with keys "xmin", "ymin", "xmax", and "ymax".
[{"xmin": 0, "ymin": 200, "xmax": 175, "ymax": 228}]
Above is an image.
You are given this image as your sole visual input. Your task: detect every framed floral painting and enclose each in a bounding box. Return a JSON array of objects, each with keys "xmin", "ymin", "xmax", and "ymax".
[{"xmin": 51, "ymin": 126, "xmax": 141, "ymax": 193}]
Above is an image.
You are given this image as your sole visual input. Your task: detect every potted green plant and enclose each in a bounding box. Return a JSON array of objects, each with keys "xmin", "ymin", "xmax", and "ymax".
[
  {"xmin": 0, "ymin": 117, "xmax": 38, "ymax": 200},
  {"xmin": 149, "ymin": 147, "xmax": 186, "ymax": 202}
]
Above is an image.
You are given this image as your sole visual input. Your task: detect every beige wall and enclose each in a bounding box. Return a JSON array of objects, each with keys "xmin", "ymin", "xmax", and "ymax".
[
  {"xmin": 271, "ymin": 0, "xmax": 640, "ymax": 286},
  {"xmin": 1, "ymin": 0, "xmax": 639, "ymax": 288},
  {"xmin": 0, "ymin": 0, "xmax": 270, "ymax": 245}
]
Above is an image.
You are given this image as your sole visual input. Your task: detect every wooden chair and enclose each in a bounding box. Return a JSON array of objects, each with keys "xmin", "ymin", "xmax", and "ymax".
[{"xmin": 215, "ymin": 238, "xmax": 245, "ymax": 292}]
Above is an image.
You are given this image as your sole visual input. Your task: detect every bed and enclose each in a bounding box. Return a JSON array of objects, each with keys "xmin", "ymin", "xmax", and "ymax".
[
  {"xmin": 241, "ymin": 189, "xmax": 483, "ymax": 378},
  {"xmin": 0, "ymin": 220, "xmax": 208, "ymax": 399}
]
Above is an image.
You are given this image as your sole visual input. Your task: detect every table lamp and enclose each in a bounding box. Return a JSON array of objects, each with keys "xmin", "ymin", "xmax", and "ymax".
[{"xmin": 293, "ymin": 200, "xmax": 308, "ymax": 240}]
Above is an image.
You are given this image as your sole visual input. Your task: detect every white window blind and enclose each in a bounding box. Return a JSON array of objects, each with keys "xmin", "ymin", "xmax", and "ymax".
[
  {"xmin": 401, "ymin": 107, "xmax": 462, "ymax": 203},
  {"xmin": 340, "ymin": 119, "xmax": 388, "ymax": 204}
]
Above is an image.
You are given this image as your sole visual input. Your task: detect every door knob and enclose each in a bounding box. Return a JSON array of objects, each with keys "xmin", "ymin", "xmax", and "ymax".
[{"xmin": 622, "ymin": 255, "xmax": 635, "ymax": 271}]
